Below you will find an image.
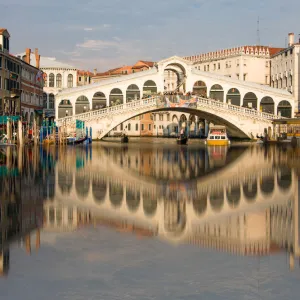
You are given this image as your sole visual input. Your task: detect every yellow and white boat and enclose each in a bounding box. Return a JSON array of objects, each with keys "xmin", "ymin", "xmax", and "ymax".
[{"xmin": 205, "ymin": 125, "xmax": 230, "ymax": 146}]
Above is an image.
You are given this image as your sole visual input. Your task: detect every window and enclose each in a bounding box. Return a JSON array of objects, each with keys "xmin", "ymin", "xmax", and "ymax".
[
  {"xmin": 214, "ymin": 64, "xmax": 216, "ymax": 70},
  {"xmin": 159, "ymin": 114, "xmax": 163, "ymax": 121},
  {"xmin": 167, "ymin": 114, "xmax": 170, "ymax": 121},
  {"xmin": 265, "ymin": 76, "xmax": 268, "ymax": 85},
  {"xmin": 67, "ymin": 74, "xmax": 73, "ymax": 88},
  {"xmin": 0, "ymin": 57, "xmax": 2, "ymax": 68},
  {"xmin": 0, "ymin": 76, "xmax": 1, "ymax": 89},
  {"xmin": 243, "ymin": 74, "xmax": 247, "ymax": 81},
  {"xmin": 218, "ymin": 63, "xmax": 220, "ymax": 70},
  {"xmin": 207, "ymin": 65, "xmax": 210, "ymax": 71},
  {"xmin": 141, "ymin": 124, "xmax": 144, "ymax": 131},
  {"xmin": 128, "ymin": 123, "xmax": 131, "ymax": 131},
  {"xmin": 49, "ymin": 93, "xmax": 55, "ymax": 109},
  {"xmin": 135, "ymin": 123, "xmax": 138, "ymax": 131},
  {"xmin": 49, "ymin": 73, "xmax": 54, "ymax": 87},
  {"xmin": 204, "ymin": 66, "xmax": 206, "ymax": 72},
  {"xmin": 56, "ymin": 73, "xmax": 62, "ymax": 88},
  {"xmin": 148, "ymin": 124, "xmax": 152, "ymax": 130},
  {"xmin": 43, "ymin": 93, "xmax": 47, "ymax": 108},
  {"xmin": 79, "ymin": 77, "xmax": 82, "ymax": 82}
]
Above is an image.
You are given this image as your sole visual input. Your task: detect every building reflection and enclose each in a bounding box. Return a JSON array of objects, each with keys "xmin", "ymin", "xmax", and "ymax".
[
  {"xmin": 0, "ymin": 147, "xmax": 53, "ymax": 277},
  {"xmin": 47, "ymin": 144, "xmax": 300, "ymax": 271}
]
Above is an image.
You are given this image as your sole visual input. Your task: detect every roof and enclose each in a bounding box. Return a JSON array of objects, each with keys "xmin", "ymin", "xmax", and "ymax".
[
  {"xmin": 16, "ymin": 52, "xmax": 76, "ymax": 69},
  {"xmin": 0, "ymin": 28, "xmax": 9, "ymax": 36},
  {"xmin": 78, "ymin": 70, "xmax": 93, "ymax": 76}
]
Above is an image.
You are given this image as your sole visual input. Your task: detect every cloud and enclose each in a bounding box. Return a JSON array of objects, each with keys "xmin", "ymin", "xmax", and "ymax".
[
  {"xmin": 76, "ymin": 39, "xmax": 119, "ymax": 51},
  {"xmin": 83, "ymin": 27, "xmax": 93, "ymax": 31}
]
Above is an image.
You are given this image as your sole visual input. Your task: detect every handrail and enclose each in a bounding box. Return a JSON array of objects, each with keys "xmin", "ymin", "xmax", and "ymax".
[{"xmin": 56, "ymin": 95, "xmax": 279, "ymax": 126}]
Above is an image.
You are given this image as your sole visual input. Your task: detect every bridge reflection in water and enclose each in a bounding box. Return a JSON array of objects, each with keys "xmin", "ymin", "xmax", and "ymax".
[{"xmin": 38, "ymin": 143, "xmax": 300, "ymax": 271}]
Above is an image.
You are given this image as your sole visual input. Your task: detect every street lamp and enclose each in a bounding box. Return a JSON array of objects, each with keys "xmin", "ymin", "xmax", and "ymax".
[
  {"xmin": 83, "ymin": 106, "xmax": 87, "ymax": 113},
  {"xmin": 65, "ymin": 110, "xmax": 69, "ymax": 117}
]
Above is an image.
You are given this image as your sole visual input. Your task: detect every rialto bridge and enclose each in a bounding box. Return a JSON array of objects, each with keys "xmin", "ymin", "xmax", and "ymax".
[
  {"xmin": 55, "ymin": 56, "xmax": 295, "ymax": 139},
  {"xmin": 42, "ymin": 144, "xmax": 299, "ymax": 257}
]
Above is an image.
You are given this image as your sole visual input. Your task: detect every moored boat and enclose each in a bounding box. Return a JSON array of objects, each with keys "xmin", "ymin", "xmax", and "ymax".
[
  {"xmin": 121, "ymin": 135, "xmax": 129, "ymax": 143},
  {"xmin": 177, "ymin": 135, "xmax": 188, "ymax": 145},
  {"xmin": 205, "ymin": 125, "xmax": 230, "ymax": 146},
  {"xmin": 67, "ymin": 136, "xmax": 88, "ymax": 145}
]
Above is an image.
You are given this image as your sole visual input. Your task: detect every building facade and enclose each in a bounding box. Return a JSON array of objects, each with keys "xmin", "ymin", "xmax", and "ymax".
[
  {"xmin": 183, "ymin": 45, "xmax": 283, "ymax": 86},
  {"xmin": 19, "ymin": 48, "xmax": 44, "ymax": 124},
  {"xmin": 270, "ymin": 33, "xmax": 300, "ymax": 113},
  {"xmin": 17, "ymin": 52, "xmax": 78, "ymax": 119},
  {"xmin": 0, "ymin": 28, "xmax": 22, "ymax": 116},
  {"xmin": 77, "ymin": 70, "xmax": 94, "ymax": 86}
]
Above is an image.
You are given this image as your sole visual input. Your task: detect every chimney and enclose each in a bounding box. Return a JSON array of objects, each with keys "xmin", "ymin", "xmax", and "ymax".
[
  {"xmin": 34, "ymin": 48, "xmax": 40, "ymax": 69},
  {"xmin": 93, "ymin": 68, "xmax": 97, "ymax": 75},
  {"xmin": 25, "ymin": 48, "xmax": 31, "ymax": 65},
  {"xmin": 288, "ymin": 33, "xmax": 294, "ymax": 47}
]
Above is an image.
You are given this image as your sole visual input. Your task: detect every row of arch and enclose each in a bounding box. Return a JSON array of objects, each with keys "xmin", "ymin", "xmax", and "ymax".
[
  {"xmin": 192, "ymin": 81, "xmax": 292, "ymax": 117},
  {"xmin": 58, "ymin": 80, "xmax": 157, "ymax": 117},
  {"xmin": 58, "ymin": 167, "xmax": 292, "ymax": 217},
  {"xmin": 58, "ymin": 79, "xmax": 292, "ymax": 118}
]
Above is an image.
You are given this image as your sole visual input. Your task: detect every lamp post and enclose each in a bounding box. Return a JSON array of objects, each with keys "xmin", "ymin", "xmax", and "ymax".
[{"xmin": 83, "ymin": 106, "xmax": 87, "ymax": 113}]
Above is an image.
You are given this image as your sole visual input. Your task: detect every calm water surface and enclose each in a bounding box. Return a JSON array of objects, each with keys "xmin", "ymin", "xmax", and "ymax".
[{"xmin": 0, "ymin": 139, "xmax": 300, "ymax": 300}]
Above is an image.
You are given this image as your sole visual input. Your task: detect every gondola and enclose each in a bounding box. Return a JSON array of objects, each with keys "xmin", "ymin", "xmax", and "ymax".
[
  {"xmin": 177, "ymin": 135, "xmax": 188, "ymax": 145},
  {"xmin": 121, "ymin": 135, "xmax": 129, "ymax": 143},
  {"xmin": 67, "ymin": 136, "xmax": 88, "ymax": 145}
]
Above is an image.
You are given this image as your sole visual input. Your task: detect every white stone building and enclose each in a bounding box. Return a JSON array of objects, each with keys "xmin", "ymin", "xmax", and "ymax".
[
  {"xmin": 270, "ymin": 33, "xmax": 300, "ymax": 113},
  {"xmin": 16, "ymin": 52, "xmax": 78, "ymax": 119},
  {"xmin": 183, "ymin": 45, "xmax": 283, "ymax": 86}
]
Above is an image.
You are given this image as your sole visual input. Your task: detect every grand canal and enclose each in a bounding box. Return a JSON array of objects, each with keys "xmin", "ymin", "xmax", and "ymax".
[{"xmin": 0, "ymin": 140, "xmax": 300, "ymax": 299}]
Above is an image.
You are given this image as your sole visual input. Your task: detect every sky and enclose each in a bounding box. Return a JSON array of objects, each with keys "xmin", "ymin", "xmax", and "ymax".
[
  {"xmin": 0, "ymin": 227, "xmax": 299, "ymax": 300},
  {"xmin": 0, "ymin": 0, "xmax": 300, "ymax": 71}
]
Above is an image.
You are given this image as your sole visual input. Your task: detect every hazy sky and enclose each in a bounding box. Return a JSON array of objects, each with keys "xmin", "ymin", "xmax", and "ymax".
[{"xmin": 1, "ymin": 0, "xmax": 299, "ymax": 71}]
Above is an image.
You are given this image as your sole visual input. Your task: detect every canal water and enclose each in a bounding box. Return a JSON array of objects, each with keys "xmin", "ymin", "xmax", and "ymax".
[{"xmin": 0, "ymin": 139, "xmax": 300, "ymax": 299}]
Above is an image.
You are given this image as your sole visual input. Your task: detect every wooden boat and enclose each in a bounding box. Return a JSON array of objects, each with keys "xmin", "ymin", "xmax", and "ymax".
[
  {"xmin": 205, "ymin": 125, "xmax": 230, "ymax": 146},
  {"xmin": 121, "ymin": 135, "xmax": 129, "ymax": 143},
  {"xmin": 67, "ymin": 136, "xmax": 88, "ymax": 145},
  {"xmin": 177, "ymin": 135, "xmax": 188, "ymax": 145}
]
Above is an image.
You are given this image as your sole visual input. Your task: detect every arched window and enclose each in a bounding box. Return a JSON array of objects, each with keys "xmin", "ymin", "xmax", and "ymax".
[
  {"xmin": 56, "ymin": 73, "xmax": 62, "ymax": 88},
  {"xmin": 49, "ymin": 93, "xmax": 55, "ymax": 109},
  {"xmin": 67, "ymin": 74, "xmax": 73, "ymax": 88},
  {"xmin": 49, "ymin": 73, "xmax": 55, "ymax": 87},
  {"xmin": 43, "ymin": 73, "xmax": 47, "ymax": 87},
  {"xmin": 43, "ymin": 93, "xmax": 48, "ymax": 108}
]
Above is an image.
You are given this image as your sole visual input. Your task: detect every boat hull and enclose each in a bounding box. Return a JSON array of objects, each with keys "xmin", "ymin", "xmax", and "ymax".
[
  {"xmin": 177, "ymin": 137, "xmax": 188, "ymax": 145},
  {"xmin": 206, "ymin": 139, "xmax": 229, "ymax": 146}
]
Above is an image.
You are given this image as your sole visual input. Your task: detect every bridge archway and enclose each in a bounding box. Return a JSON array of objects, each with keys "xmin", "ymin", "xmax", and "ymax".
[
  {"xmin": 143, "ymin": 80, "xmax": 157, "ymax": 97},
  {"xmin": 109, "ymin": 88, "xmax": 123, "ymax": 106},
  {"xmin": 92, "ymin": 92, "xmax": 106, "ymax": 110},
  {"xmin": 126, "ymin": 84, "xmax": 140, "ymax": 102},
  {"xmin": 243, "ymin": 179, "xmax": 257, "ymax": 202},
  {"xmin": 209, "ymin": 84, "xmax": 224, "ymax": 102},
  {"xmin": 126, "ymin": 189, "xmax": 140, "ymax": 212},
  {"xmin": 58, "ymin": 100, "xmax": 73, "ymax": 118},
  {"xmin": 58, "ymin": 172, "xmax": 73, "ymax": 195},
  {"xmin": 243, "ymin": 92, "xmax": 257, "ymax": 109},
  {"xmin": 260, "ymin": 96, "xmax": 274, "ymax": 114},
  {"xmin": 193, "ymin": 81, "xmax": 207, "ymax": 97},
  {"xmin": 193, "ymin": 193, "xmax": 207, "ymax": 216},
  {"xmin": 226, "ymin": 88, "xmax": 241, "ymax": 106},
  {"xmin": 226, "ymin": 185, "xmax": 241, "ymax": 208},
  {"xmin": 164, "ymin": 62, "xmax": 186, "ymax": 93},
  {"xmin": 75, "ymin": 95, "xmax": 90, "ymax": 114},
  {"xmin": 75, "ymin": 175, "xmax": 90, "ymax": 199},
  {"xmin": 210, "ymin": 190, "xmax": 224, "ymax": 211},
  {"xmin": 260, "ymin": 175, "xmax": 274, "ymax": 195},
  {"xmin": 143, "ymin": 191, "xmax": 157, "ymax": 216},
  {"xmin": 92, "ymin": 178, "xmax": 107, "ymax": 203},
  {"xmin": 109, "ymin": 182, "xmax": 123, "ymax": 207},
  {"xmin": 277, "ymin": 167, "xmax": 292, "ymax": 190},
  {"xmin": 277, "ymin": 100, "xmax": 292, "ymax": 118}
]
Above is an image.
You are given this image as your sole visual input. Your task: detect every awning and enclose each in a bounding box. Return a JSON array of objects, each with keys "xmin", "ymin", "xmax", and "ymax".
[
  {"xmin": 34, "ymin": 109, "xmax": 43, "ymax": 115},
  {"xmin": 0, "ymin": 116, "xmax": 21, "ymax": 123}
]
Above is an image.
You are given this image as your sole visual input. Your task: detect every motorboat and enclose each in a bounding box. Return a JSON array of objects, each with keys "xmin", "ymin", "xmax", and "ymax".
[
  {"xmin": 177, "ymin": 135, "xmax": 188, "ymax": 145},
  {"xmin": 205, "ymin": 125, "xmax": 230, "ymax": 146}
]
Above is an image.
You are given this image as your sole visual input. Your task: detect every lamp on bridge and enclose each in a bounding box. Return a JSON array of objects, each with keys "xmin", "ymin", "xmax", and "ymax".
[
  {"xmin": 65, "ymin": 110, "xmax": 69, "ymax": 117},
  {"xmin": 83, "ymin": 106, "xmax": 87, "ymax": 113}
]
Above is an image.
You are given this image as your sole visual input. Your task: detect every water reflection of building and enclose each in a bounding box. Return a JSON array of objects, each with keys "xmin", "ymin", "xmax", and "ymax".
[
  {"xmin": 48, "ymin": 145, "xmax": 300, "ymax": 271},
  {"xmin": 0, "ymin": 147, "xmax": 51, "ymax": 276}
]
